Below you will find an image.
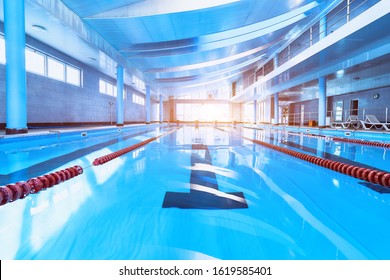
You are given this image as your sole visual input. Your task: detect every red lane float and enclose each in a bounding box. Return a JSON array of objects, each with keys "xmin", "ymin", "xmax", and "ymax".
[
  {"xmin": 0, "ymin": 165, "xmax": 83, "ymax": 207},
  {"xmin": 223, "ymin": 123, "xmax": 390, "ymax": 187},
  {"xmin": 332, "ymin": 137, "xmax": 390, "ymax": 149},
  {"xmin": 244, "ymin": 126, "xmax": 390, "ymax": 149},
  {"xmin": 93, "ymin": 128, "xmax": 178, "ymax": 166},
  {"xmin": 1, "ymin": 129, "xmax": 179, "ymax": 207},
  {"xmin": 285, "ymin": 131, "xmax": 390, "ymax": 149},
  {"xmin": 286, "ymin": 131, "xmax": 326, "ymax": 139},
  {"xmin": 283, "ymin": 130, "xmax": 390, "ymax": 149},
  {"xmin": 247, "ymin": 137, "xmax": 390, "ymax": 188},
  {"xmin": 93, "ymin": 137, "xmax": 157, "ymax": 166}
]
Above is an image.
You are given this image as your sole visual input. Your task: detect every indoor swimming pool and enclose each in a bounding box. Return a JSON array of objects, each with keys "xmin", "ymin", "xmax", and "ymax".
[{"xmin": 1, "ymin": 124, "xmax": 390, "ymax": 260}]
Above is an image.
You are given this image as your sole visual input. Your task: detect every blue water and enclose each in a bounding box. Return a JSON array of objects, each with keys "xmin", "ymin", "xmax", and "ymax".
[{"xmin": 1, "ymin": 125, "xmax": 390, "ymax": 260}]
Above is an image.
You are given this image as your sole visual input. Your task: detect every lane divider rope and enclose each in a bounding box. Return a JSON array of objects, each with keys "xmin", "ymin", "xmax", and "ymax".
[
  {"xmin": 217, "ymin": 127, "xmax": 390, "ymax": 188},
  {"xmin": 241, "ymin": 126, "xmax": 390, "ymax": 149},
  {"xmin": 0, "ymin": 127, "xmax": 180, "ymax": 207},
  {"xmin": 0, "ymin": 165, "xmax": 83, "ymax": 206},
  {"xmin": 92, "ymin": 128, "xmax": 178, "ymax": 166},
  {"xmin": 92, "ymin": 137, "xmax": 156, "ymax": 166},
  {"xmin": 331, "ymin": 136, "xmax": 390, "ymax": 148}
]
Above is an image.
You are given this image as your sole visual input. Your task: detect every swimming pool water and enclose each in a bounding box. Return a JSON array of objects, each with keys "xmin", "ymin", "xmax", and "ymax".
[{"xmin": 1, "ymin": 125, "xmax": 390, "ymax": 260}]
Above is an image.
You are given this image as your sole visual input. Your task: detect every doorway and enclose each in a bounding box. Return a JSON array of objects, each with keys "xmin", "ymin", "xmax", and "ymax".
[
  {"xmin": 300, "ymin": 105, "xmax": 305, "ymax": 126},
  {"xmin": 350, "ymin": 99, "xmax": 358, "ymax": 116}
]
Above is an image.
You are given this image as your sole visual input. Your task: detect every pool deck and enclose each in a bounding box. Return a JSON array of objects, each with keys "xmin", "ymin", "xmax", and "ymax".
[
  {"xmin": 241, "ymin": 123, "xmax": 390, "ymax": 141},
  {"xmin": 1, "ymin": 123, "xmax": 390, "ymax": 141},
  {"xmin": 0, "ymin": 124, "xmax": 159, "ymax": 139}
]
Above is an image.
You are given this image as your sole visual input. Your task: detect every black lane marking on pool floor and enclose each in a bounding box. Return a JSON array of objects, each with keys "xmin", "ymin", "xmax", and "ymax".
[
  {"xmin": 0, "ymin": 129, "xmax": 156, "ymax": 185},
  {"xmin": 162, "ymin": 144, "xmax": 248, "ymax": 209}
]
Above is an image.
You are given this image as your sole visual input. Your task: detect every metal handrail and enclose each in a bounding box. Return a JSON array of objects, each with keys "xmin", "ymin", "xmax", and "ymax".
[
  {"xmin": 242, "ymin": 0, "xmax": 377, "ymax": 91},
  {"xmin": 280, "ymin": 106, "xmax": 389, "ymax": 126}
]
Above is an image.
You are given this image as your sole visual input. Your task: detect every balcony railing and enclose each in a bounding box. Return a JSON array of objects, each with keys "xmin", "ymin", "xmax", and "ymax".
[
  {"xmin": 282, "ymin": 106, "xmax": 389, "ymax": 127},
  {"xmin": 241, "ymin": 0, "xmax": 380, "ymax": 93}
]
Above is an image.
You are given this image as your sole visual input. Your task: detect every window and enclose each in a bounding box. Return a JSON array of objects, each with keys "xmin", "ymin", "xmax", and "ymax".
[
  {"xmin": 350, "ymin": 99, "xmax": 359, "ymax": 116},
  {"xmin": 132, "ymin": 76, "xmax": 145, "ymax": 92},
  {"xmin": 66, "ymin": 65, "xmax": 81, "ymax": 86},
  {"xmin": 25, "ymin": 48, "xmax": 45, "ymax": 75},
  {"xmin": 0, "ymin": 35, "xmax": 82, "ymax": 86},
  {"xmin": 176, "ymin": 88, "xmax": 230, "ymax": 100},
  {"xmin": 106, "ymin": 82, "xmax": 114, "ymax": 96},
  {"xmin": 132, "ymin": 94, "xmax": 145, "ymax": 105},
  {"xmin": 243, "ymin": 103, "xmax": 253, "ymax": 123},
  {"xmin": 335, "ymin": 101, "xmax": 343, "ymax": 121},
  {"xmin": 0, "ymin": 36, "xmax": 5, "ymax": 64},
  {"xmin": 99, "ymin": 78, "xmax": 119, "ymax": 97},
  {"xmin": 176, "ymin": 103, "xmax": 229, "ymax": 121},
  {"xmin": 99, "ymin": 79, "xmax": 106, "ymax": 94},
  {"xmin": 48, "ymin": 57, "xmax": 65, "ymax": 81}
]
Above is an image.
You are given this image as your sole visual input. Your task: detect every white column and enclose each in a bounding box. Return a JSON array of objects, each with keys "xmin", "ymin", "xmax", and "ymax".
[
  {"xmin": 116, "ymin": 66, "xmax": 124, "ymax": 126},
  {"xmin": 4, "ymin": 0, "xmax": 27, "ymax": 134},
  {"xmin": 146, "ymin": 86, "xmax": 151, "ymax": 124},
  {"xmin": 274, "ymin": 93, "xmax": 279, "ymax": 125},
  {"xmin": 159, "ymin": 95, "xmax": 163, "ymax": 123},
  {"xmin": 318, "ymin": 77, "xmax": 327, "ymax": 127}
]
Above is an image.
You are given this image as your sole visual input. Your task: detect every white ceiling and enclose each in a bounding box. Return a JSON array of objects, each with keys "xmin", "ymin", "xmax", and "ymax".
[
  {"xmin": 0, "ymin": 0, "xmax": 340, "ymax": 98},
  {"xmin": 3, "ymin": 0, "xmax": 388, "ymax": 103}
]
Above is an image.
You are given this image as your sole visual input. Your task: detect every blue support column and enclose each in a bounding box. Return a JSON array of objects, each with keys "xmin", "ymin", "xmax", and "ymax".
[
  {"xmin": 116, "ymin": 66, "xmax": 124, "ymax": 126},
  {"xmin": 159, "ymin": 95, "xmax": 163, "ymax": 123},
  {"xmin": 4, "ymin": 0, "xmax": 27, "ymax": 134},
  {"xmin": 319, "ymin": 15, "xmax": 327, "ymax": 66},
  {"xmin": 274, "ymin": 93, "xmax": 279, "ymax": 125},
  {"xmin": 253, "ymin": 100, "xmax": 257, "ymax": 124},
  {"xmin": 318, "ymin": 76, "xmax": 327, "ymax": 127},
  {"xmin": 253, "ymin": 86, "xmax": 257, "ymax": 124},
  {"xmin": 317, "ymin": 138, "xmax": 325, "ymax": 157},
  {"xmin": 146, "ymin": 86, "xmax": 151, "ymax": 124},
  {"xmin": 274, "ymin": 54, "xmax": 279, "ymax": 68}
]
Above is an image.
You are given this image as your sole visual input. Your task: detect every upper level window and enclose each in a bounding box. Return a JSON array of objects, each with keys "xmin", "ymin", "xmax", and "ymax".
[
  {"xmin": 99, "ymin": 78, "xmax": 117, "ymax": 97},
  {"xmin": 0, "ymin": 35, "xmax": 82, "ymax": 87},
  {"xmin": 132, "ymin": 75, "xmax": 145, "ymax": 92},
  {"xmin": 25, "ymin": 48, "xmax": 45, "ymax": 75},
  {"xmin": 177, "ymin": 88, "xmax": 230, "ymax": 100},
  {"xmin": 0, "ymin": 37, "xmax": 6, "ymax": 64},
  {"xmin": 66, "ymin": 64, "xmax": 81, "ymax": 86},
  {"xmin": 132, "ymin": 94, "xmax": 145, "ymax": 105},
  {"xmin": 48, "ymin": 57, "xmax": 65, "ymax": 81}
]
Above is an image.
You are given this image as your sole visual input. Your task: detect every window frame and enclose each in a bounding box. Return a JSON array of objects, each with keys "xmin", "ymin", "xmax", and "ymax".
[
  {"xmin": 25, "ymin": 48, "xmax": 46, "ymax": 76},
  {"xmin": 0, "ymin": 34, "xmax": 83, "ymax": 87},
  {"xmin": 47, "ymin": 56, "xmax": 66, "ymax": 82}
]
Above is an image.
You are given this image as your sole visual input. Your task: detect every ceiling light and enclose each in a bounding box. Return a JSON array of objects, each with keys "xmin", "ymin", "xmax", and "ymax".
[{"xmin": 32, "ymin": 25, "xmax": 46, "ymax": 32}]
